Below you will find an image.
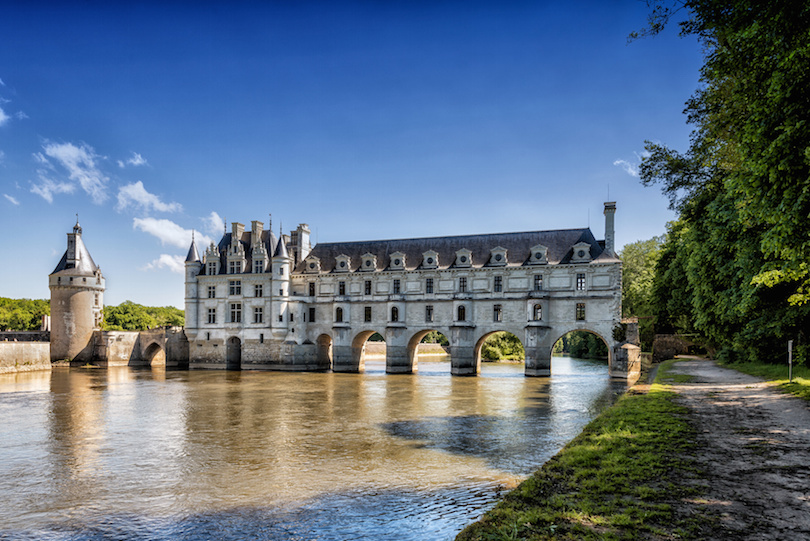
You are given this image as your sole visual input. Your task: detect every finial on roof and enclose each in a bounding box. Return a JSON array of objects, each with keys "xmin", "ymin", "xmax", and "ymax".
[
  {"xmin": 223, "ymin": 217, "xmax": 227, "ymax": 235},
  {"xmin": 73, "ymin": 213, "xmax": 82, "ymax": 235},
  {"xmin": 192, "ymin": 229, "xmax": 195, "ymax": 241},
  {"xmin": 269, "ymin": 213, "xmax": 272, "ymax": 231}
]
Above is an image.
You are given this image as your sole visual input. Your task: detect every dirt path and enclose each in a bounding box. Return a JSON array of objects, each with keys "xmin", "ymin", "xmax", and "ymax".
[{"xmin": 666, "ymin": 358, "xmax": 810, "ymax": 540}]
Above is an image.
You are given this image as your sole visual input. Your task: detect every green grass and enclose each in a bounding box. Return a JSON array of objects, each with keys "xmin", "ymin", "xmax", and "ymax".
[
  {"xmin": 456, "ymin": 363, "xmax": 714, "ymax": 540},
  {"xmin": 719, "ymin": 361, "xmax": 810, "ymax": 401}
]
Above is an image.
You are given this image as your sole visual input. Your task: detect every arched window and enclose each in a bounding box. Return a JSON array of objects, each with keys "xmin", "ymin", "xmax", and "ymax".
[
  {"xmin": 335, "ymin": 307, "xmax": 344, "ymax": 323},
  {"xmin": 391, "ymin": 306, "xmax": 399, "ymax": 322},
  {"xmin": 457, "ymin": 305, "xmax": 466, "ymax": 321},
  {"xmin": 533, "ymin": 304, "xmax": 542, "ymax": 321}
]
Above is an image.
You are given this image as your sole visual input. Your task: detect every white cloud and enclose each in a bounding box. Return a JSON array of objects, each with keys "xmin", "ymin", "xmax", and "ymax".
[
  {"xmin": 14, "ymin": 111, "xmax": 28, "ymax": 120},
  {"xmin": 117, "ymin": 151, "xmax": 148, "ymax": 168},
  {"xmin": 203, "ymin": 211, "xmax": 225, "ymax": 236},
  {"xmin": 43, "ymin": 141, "xmax": 108, "ymax": 204},
  {"xmin": 0, "ymin": 77, "xmax": 4, "ymax": 86},
  {"xmin": 0, "ymin": 107, "xmax": 9, "ymax": 127},
  {"xmin": 613, "ymin": 159, "xmax": 639, "ymax": 177},
  {"xmin": 0, "ymin": 150, "xmax": 5, "ymax": 164},
  {"xmin": 133, "ymin": 217, "xmax": 212, "ymax": 249},
  {"xmin": 30, "ymin": 175, "xmax": 76, "ymax": 203},
  {"xmin": 144, "ymin": 254, "xmax": 185, "ymax": 274},
  {"xmin": 3, "ymin": 194, "xmax": 19, "ymax": 205},
  {"xmin": 117, "ymin": 181, "xmax": 182, "ymax": 213}
]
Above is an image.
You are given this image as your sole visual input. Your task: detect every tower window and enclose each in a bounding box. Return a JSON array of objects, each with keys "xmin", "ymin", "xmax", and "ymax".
[
  {"xmin": 339, "ymin": 281, "xmax": 346, "ymax": 295},
  {"xmin": 309, "ymin": 307, "xmax": 316, "ymax": 323},
  {"xmin": 365, "ymin": 280, "xmax": 372, "ymax": 295},
  {"xmin": 576, "ymin": 273, "xmax": 586, "ymax": 291},
  {"xmin": 494, "ymin": 276, "xmax": 503, "ymax": 293},
  {"xmin": 364, "ymin": 306, "xmax": 372, "ymax": 322},
  {"xmin": 391, "ymin": 306, "xmax": 399, "ymax": 322},
  {"xmin": 425, "ymin": 305, "xmax": 434, "ymax": 323},
  {"xmin": 459, "ymin": 277, "xmax": 467, "ymax": 292},
  {"xmin": 457, "ymin": 305, "xmax": 466, "ymax": 321},
  {"xmin": 336, "ymin": 307, "xmax": 344, "ymax": 323},
  {"xmin": 534, "ymin": 275, "xmax": 543, "ymax": 291},
  {"xmin": 426, "ymin": 278, "xmax": 434, "ymax": 294},
  {"xmin": 576, "ymin": 303, "xmax": 586, "ymax": 321},
  {"xmin": 309, "ymin": 282, "xmax": 316, "ymax": 296},
  {"xmin": 493, "ymin": 304, "xmax": 502, "ymax": 322},
  {"xmin": 533, "ymin": 304, "xmax": 542, "ymax": 321},
  {"xmin": 393, "ymin": 279, "xmax": 401, "ymax": 294}
]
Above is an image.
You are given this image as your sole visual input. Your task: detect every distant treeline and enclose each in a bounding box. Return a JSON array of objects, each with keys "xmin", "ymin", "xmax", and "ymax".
[
  {"xmin": 553, "ymin": 331, "xmax": 608, "ymax": 360},
  {"xmin": 102, "ymin": 301, "xmax": 184, "ymax": 331},
  {"xmin": 0, "ymin": 297, "xmax": 50, "ymax": 331}
]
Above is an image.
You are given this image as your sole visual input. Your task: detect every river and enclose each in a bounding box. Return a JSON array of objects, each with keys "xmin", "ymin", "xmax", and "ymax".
[{"xmin": 0, "ymin": 357, "xmax": 626, "ymax": 540}]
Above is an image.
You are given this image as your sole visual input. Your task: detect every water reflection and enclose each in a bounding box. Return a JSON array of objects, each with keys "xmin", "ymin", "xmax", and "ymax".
[{"xmin": 0, "ymin": 357, "xmax": 624, "ymax": 540}]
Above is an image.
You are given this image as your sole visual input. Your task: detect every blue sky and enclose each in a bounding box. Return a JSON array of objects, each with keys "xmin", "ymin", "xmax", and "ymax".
[{"xmin": 0, "ymin": 1, "xmax": 702, "ymax": 308}]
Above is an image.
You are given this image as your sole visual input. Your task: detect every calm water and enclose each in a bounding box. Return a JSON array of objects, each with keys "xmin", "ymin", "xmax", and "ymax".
[{"xmin": 0, "ymin": 357, "xmax": 625, "ymax": 540}]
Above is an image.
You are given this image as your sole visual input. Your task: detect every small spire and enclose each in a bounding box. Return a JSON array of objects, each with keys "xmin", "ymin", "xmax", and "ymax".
[{"xmin": 223, "ymin": 217, "xmax": 227, "ymax": 235}]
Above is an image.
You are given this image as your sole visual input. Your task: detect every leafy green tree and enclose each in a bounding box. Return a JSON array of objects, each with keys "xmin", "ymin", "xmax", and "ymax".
[
  {"xmin": 637, "ymin": 0, "xmax": 810, "ymax": 364},
  {"xmin": 421, "ymin": 331, "xmax": 449, "ymax": 346},
  {"xmin": 481, "ymin": 332, "xmax": 525, "ymax": 361},
  {"xmin": 0, "ymin": 297, "xmax": 50, "ymax": 331},
  {"xmin": 553, "ymin": 331, "xmax": 608, "ymax": 360},
  {"xmin": 102, "ymin": 301, "xmax": 184, "ymax": 331},
  {"xmin": 619, "ymin": 236, "xmax": 663, "ymax": 350}
]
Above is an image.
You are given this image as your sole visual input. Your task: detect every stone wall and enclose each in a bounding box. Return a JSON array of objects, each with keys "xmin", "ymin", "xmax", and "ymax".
[
  {"xmin": 652, "ymin": 334, "xmax": 694, "ymax": 363},
  {"xmin": 0, "ymin": 331, "xmax": 50, "ymax": 342},
  {"xmin": 0, "ymin": 342, "xmax": 51, "ymax": 373}
]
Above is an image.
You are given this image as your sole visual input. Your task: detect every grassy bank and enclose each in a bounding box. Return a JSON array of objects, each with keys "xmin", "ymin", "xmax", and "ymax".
[
  {"xmin": 456, "ymin": 360, "xmax": 712, "ymax": 540},
  {"xmin": 720, "ymin": 361, "xmax": 810, "ymax": 401}
]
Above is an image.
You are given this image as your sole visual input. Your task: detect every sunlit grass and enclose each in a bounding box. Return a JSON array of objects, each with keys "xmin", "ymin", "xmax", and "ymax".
[
  {"xmin": 456, "ymin": 367, "xmax": 714, "ymax": 540},
  {"xmin": 719, "ymin": 361, "xmax": 810, "ymax": 401}
]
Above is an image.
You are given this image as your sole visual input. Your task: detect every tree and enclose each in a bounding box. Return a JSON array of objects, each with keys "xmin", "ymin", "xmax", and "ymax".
[
  {"xmin": 0, "ymin": 297, "xmax": 50, "ymax": 331},
  {"xmin": 102, "ymin": 301, "xmax": 184, "ymax": 331},
  {"xmin": 481, "ymin": 332, "xmax": 525, "ymax": 361},
  {"xmin": 637, "ymin": 0, "xmax": 810, "ymax": 364},
  {"xmin": 619, "ymin": 236, "xmax": 663, "ymax": 350}
]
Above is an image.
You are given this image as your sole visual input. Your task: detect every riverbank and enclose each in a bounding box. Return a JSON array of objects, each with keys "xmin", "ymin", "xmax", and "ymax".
[{"xmin": 456, "ymin": 358, "xmax": 810, "ymax": 540}]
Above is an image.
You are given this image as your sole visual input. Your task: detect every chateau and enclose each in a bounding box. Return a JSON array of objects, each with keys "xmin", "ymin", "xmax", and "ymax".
[{"xmin": 183, "ymin": 202, "xmax": 626, "ymax": 376}]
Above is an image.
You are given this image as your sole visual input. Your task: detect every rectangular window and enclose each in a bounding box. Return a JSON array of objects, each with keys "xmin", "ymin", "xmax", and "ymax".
[
  {"xmin": 279, "ymin": 288, "xmax": 284, "ymax": 296},
  {"xmin": 256, "ymin": 260, "xmax": 265, "ymax": 274},
  {"xmin": 365, "ymin": 280, "xmax": 372, "ymax": 295},
  {"xmin": 254, "ymin": 307, "xmax": 263, "ymax": 324},
  {"xmin": 309, "ymin": 307, "xmax": 316, "ymax": 323},
  {"xmin": 278, "ymin": 267, "xmax": 284, "ymax": 276},
  {"xmin": 208, "ymin": 285, "xmax": 216, "ymax": 298},
  {"xmin": 289, "ymin": 312, "xmax": 294, "ymax": 322},
  {"xmin": 207, "ymin": 261, "xmax": 217, "ymax": 275},
  {"xmin": 425, "ymin": 305, "xmax": 434, "ymax": 323},
  {"xmin": 364, "ymin": 306, "xmax": 372, "ymax": 322},
  {"xmin": 576, "ymin": 273, "xmax": 586, "ymax": 291},
  {"xmin": 229, "ymin": 261, "xmax": 242, "ymax": 274},
  {"xmin": 279, "ymin": 314, "xmax": 283, "ymax": 322},
  {"xmin": 229, "ymin": 280, "xmax": 241, "ymax": 295},
  {"xmin": 207, "ymin": 308, "xmax": 216, "ymax": 324},
  {"xmin": 260, "ymin": 333, "xmax": 264, "ymax": 343},
  {"xmin": 393, "ymin": 279, "xmax": 401, "ymax": 294},
  {"xmin": 309, "ymin": 282, "xmax": 316, "ymax": 296},
  {"xmin": 534, "ymin": 275, "xmax": 543, "ymax": 291},
  {"xmin": 459, "ymin": 277, "xmax": 467, "ymax": 292},
  {"xmin": 425, "ymin": 278, "xmax": 434, "ymax": 294},
  {"xmin": 339, "ymin": 281, "xmax": 346, "ymax": 295},
  {"xmin": 494, "ymin": 276, "xmax": 503, "ymax": 292},
  {"xmin": 576, "ymin": 303, "xmax": 586, "ymax": 321},
  {"xmin": 493, "ymin": 304, "xmax": 502, "ymax": 322},
  {"xmin": 230, "ymin": 303, "xmax": 242, "ymax": 323},
  {"xmin": 255, "ymin": 284, "xmax": 263, "ymax": 298}
]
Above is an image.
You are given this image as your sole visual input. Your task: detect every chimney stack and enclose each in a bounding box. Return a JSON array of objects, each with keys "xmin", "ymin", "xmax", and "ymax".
[{"xmin": 603, "ymin": 201, "xmax": 616, "ymax": 256}]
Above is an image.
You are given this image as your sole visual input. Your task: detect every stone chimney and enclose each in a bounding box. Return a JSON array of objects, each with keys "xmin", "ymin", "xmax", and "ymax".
[
  {"xmin": 231, "ymin": 222, "xmax": 245, "ymax": 245},
  {"xmin": 603, "ymin": 201, "xmax": 616, "ymax": 256},
  {"xmin": 251, "ymin": 220, "xmax": 264, "ymax": 246}
]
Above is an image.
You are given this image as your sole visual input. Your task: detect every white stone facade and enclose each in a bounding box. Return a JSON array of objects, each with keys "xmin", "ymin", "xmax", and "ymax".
[{"xmin": 184, "ymin": 203, "xmax": 623, "ymax": 376}]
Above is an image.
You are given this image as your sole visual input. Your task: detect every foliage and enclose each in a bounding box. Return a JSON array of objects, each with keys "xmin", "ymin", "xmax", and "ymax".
[
  {"xmin": 619, "ymin": 236, "xmax": 663, "ymax": 350},
  {"xmin": 638, "ymin": 0, "xmax": 810, "ymax": 364},
  {"xmin": 421, "ymin": 331, "xmax": 449, "ymax": 346},
  {"xmin": 102, "ymin": 301, "xmax": 184, "ymax": 331},
  {"xmin": 368, "ymin": 332, "xmax": 384, "ymax": 342},
  {"xmin": 553, "ymin": 331, "xmax": 608, "ymax": 359},
  {"xmin": 456, "ymin": 367, "xmax": 709, "ymax": 540},
  {"xmin": 0, "ymin": 297, "xmax": 50, "ymax": 331},
  {"xmin": 481, "ymin": 332, "xmax": 525, "ymax": 361}
]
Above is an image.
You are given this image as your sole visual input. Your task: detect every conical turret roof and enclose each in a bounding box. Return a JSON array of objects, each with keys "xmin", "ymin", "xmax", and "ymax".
[
  {"xmin": 273, "ymin": 233, "xmax": 289, "ymax": 259},
  {"xmin": 185, "ymin": 235, "xmax": 201, "ymax": 263}
]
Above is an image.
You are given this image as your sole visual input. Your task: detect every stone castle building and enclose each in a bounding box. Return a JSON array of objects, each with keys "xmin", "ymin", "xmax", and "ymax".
[{"xmin": 183, "ymin": 202, "xmax": 626, "ymax": 376}]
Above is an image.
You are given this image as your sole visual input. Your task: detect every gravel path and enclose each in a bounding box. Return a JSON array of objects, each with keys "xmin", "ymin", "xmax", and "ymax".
[{"xmin": 666, "ymin": 358, "xmax": 810, "ymax": 540}]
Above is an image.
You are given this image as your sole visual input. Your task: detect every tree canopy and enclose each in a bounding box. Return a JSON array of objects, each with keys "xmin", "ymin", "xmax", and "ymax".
[
  {"xmin": 0, "ymin": 297, "xmax": 50, "ymax": 331},
  {"xmin": 102, "ymin": 301, "xmax": 184, "ymax": 331},
  {"xmin": 638, "ymin": 0, "xmax": 810, "ymax": 363}
]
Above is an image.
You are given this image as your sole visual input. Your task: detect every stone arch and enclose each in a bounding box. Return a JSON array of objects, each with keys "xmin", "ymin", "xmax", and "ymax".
[
  {"xmin": 351, "ymin": 330, "xmax": 383, "ymax": 373},
  {"xmin": 316, "ymin": 333, "xmax": 333, "ymax": 370},
  {"xmin": 473, "ymin": 329, "xmax": 526, "ymax": 372},
  {"xmin": 550, "ymin": 328, "xmax": 612, "ymax": 367},
  {"xmin": 226, "ymin": 336, "xmax": 242, "ymax": 370},
  {"xmin": 404, "ymin": 329, "xmax": 440, "ymax": 374},
  {"xmin": 142, "ymin": 342, "xmax": 166, "ymax": 366}
]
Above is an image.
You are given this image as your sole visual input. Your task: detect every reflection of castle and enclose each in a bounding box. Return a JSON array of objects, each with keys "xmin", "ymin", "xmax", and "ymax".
[{"xmin": 183, "ymin": 203, "xmax": 627, "ymax": 376}]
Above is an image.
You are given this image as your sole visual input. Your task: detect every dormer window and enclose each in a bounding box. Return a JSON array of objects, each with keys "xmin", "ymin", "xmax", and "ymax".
[
  {"xmin": 360, "ymin": 253, "xmax": 377, "ymax": 272},
  {"xmin": 529, "ymin": 244, "xmax": 548, "ymax": 265},
  {"xmin": 455, "ymin": 248, "xmax": 472, "ymax": 268},
  {"xmin": 334, "ymin": 254, "xmax": 351, "ymax": 272},
  {"xmin": 304, "ymin": 256, "xmax": 321, "ymax": 274},
  {"xmin": 422, "ymin": 250, "xmax": 439, "ymax": 269},
  {"xmin": 489, "ymin": 246, "xmax": 507, "ymax": 267},
  {"xmin": 571, "ymin": 242, "xmax": 592, "ymax": 263},
  {"xmin": 389, "ymin": 251, "xmax": 406, "ymax": 270}
]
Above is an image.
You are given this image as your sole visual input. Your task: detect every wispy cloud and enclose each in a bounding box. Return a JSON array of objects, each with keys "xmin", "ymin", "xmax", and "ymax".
[
  {"xmin": 30, "ymin": 175, "xmax": 76, "ymax": 203},
  {"xmin": 133, "ymin": 217, "xmax": 212, "ymax": 249},
  {"xmin": 117, "ymin": 152, "xmax": 148, "ymax": 168},
  {"xmin": 144, "ymin": 254, "xmax": 185, "ymax": 274},
  {"xmin": 43, "ymin": 141, "xmax": 108, "ymax": 204},
  {"xmin": 613, "ymin": 151, "xmax": 650, "ymax": 178},
  {"xmin": 0, "ymin": 150, "xmax": 5, "ymax": 164},
  {"xmin": 117, "ymin": 181, "xmax": 182, "ymax": 213},
  {"xmin": 0, "ymin": 107, "xmax": 9, "ymax": 127},
  {"xmin": 202, "ymin": 211, "xmax": 225, "ymax": 236},
  {"xmin": 3, "ymin": 194, "xmax": 19, "ymax": 205}
]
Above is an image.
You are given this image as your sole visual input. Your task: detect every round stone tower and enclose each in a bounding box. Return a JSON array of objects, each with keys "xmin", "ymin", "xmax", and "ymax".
[{"xmin": 49, "ymin": 220, "xmax": 105, "ymax": 362}]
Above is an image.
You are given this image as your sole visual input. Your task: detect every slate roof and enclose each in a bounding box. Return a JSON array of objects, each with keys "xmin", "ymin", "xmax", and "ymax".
[
  {"xmin": 199, "ymin": 229, "xmax": 278, "ymax": 275},
  {"xmin": 185, "ymin": 238, "xmax": 201, "ymax": 263},
  {"xmin": 51, "ymin": 233, "xmax": 99, "ymax": 276},
  {"xmin": 293, "ymin": 228, "xmax": 617, "ymax": 274}
]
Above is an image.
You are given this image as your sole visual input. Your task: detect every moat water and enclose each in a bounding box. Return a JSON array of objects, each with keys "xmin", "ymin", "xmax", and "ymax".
[{"xmin": 0, "ymin": 357, "xmax": 625, "ymax": 540}]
